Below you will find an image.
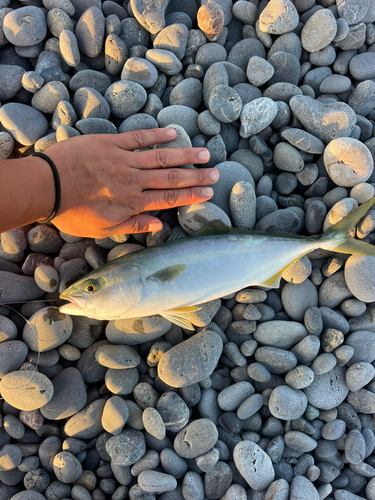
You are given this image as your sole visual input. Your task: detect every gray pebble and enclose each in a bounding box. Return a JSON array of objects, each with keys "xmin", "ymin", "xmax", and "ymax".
[
  {"xmin": 75, "ymin": 118, "xmax": 117, "ymax": 135},
  {"xmin": 105, "ymin": 80, "xmax": 147, "ymax": 119},
  {"xmin": 0, "ymin": 103, "xmax": 48, "ymax": 146},
  {"xmin": 233, "ymin": 440, "xmax": 274, "ymax": 491},
  {"xmin": 156, "ymin": 392, "xmax": 189, "ymax": 432},
  {"xmin": 138, "ymin": 470, "xmax": 177, "ymax": 493},
  {"xmin": 158, "ymin": 330, "xmax": 223, "ymax": 387},
  {"xmin": 53, "ymin": 451, "xmax": 82, "ymax": 483},
  {"xmin": 95, "ymin": 344, "xmax": 140, "ymax": 369},
  {"xmin": 74, "ymin": 87, "xmax": 110, "ymax": 120},
  {"xmin": 23, "ymin": 307, "xmax": 72, "ymax": 353},
  {"xmin": 290, "ymin": 476, "xmax": 319, "ymax": 500},
  {"xmin": 105, "ymin": 367, "xmax": 139, "ymax": 395},
  {"xmin": 208, "ymin": 85, "xmax": 242, "ymax": 124},
  {"xmin": 121, "ymin": 58, "xmax": 158, "ymax": 89},
  {"xmin": 246, "ymin": 56, "xmax": 274, "ymax": 87},
  {"xmin": 154, "ymin": 24, "xmax": 188, "ymax": 60},
  {"xmin": 69, "ymin": 69, "xmax": 111, "ymax": 95},
  {"xmin": 182, "ymin": 471, "xmax": 204, "ymax": 500},
  {"xmin": 160, "ymin": 449, "xmax": 187, "ymax": 479},
  {"xmin": 76, "ymin": 6, "xmax": 105, "ymax": 58},
  {"xmin": 64, "ymin": 399, "xmax": 106, "ymax": 439},
  {"xmin": 170, "ymin": 78, "xmax": 202, "ymax": 109},
  {"xmin": 345, "ymin": 331, "xmax": 375, "ymax": 365},
  {"xmin": 106, "ymin": 429, "xmax": 146, "ymax": 466},
  {"xmin": 285, "ymin": 365, "xmax": 315, "ymax": 389},
  {"xmin": 346, "ymin": 362, "xmax": 375, "ymax": 392},
  {"xmin": 3, "ymin": 7, "xmax": 47, "ymax": 46},
  {"xmin": 345, "ymin": 429, "xmax": 366, "ymax": 465},
  {"xmin": 0, "ymin": 371, "xmax": 53, "ymax": 411},
  {"xmin": 304, "ymin": 366, "xmax": 349, "ymax": 410},
  {"xmin": 174, "ymin": 419, "xmax": 218, "ymax": 459},
  {"xmin": 254, "ymin": 320, "xmax": 308, "ymax": 349},
  {"xmin": 146, "ymin": 49, "xmax": 182, "ymax": 76},
  {"xmin": 240, "ymin": 98, "xmax": 278, "ymax": 138},
  {"xmin": 301, "ymin": 9, "xmax": 337, "ymax": 52},
  {"xmin": 280, "ymin": 128, "xmax": 324, "ymax": 154},
  {"xmin": 269, "ymin": 385, "xmax": 307, "ymax": 420}
]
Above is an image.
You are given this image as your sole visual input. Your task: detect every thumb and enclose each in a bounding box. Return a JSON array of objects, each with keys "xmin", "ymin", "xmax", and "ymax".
[{"xmin": 106, "ymin": 215, "xmax": 163, "ymax": 236}]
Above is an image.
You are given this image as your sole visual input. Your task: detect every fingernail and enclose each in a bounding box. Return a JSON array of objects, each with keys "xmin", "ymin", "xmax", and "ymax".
[
  {"xmin": 165, "ymin": 128, "xmax": 176, "ymax": 138},
  {"xmin": 202, "ymin": 187, "xmax": 213, "ymax": 197},
  {"xmin": 148, "ymin": 222, "xmax": 162, "ymax": 232},
  {"xmin": 210, "ymin": 169, "xmax": 219, "ymax": 182},
  {"xmin": 198, "ymin": 149, "xmax": 210, "ymax": 161}
]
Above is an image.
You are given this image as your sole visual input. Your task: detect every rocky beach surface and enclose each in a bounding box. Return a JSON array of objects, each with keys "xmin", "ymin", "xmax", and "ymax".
[{"xmin": 1, "ymin": 0, "xmax": 375, "ymax": 498}]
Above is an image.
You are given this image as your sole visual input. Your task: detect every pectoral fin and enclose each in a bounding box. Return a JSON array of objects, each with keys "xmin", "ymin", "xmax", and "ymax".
[
  {"xmin": 160, "ymin": 306, "xmax": 201, "ymax": 330},
  {"xmin": 259, "ymin": 271, "xmax": 283, "ymax": 288},
  {"xmin": 147, "ymin": 265, "xmax": 186, "ymax": 284}
]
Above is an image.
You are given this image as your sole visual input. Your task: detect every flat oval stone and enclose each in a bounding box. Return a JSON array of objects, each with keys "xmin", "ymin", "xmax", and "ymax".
[
  {"xmin": 178, "ymin": 201, "xmax": 231, "ymax": 234},
  {"xmin": 31, "ymin": 81, "xmax": 70, "ymax": 114},
  {"xmin": 233, "ymin": 441, "xmax": 274, "ymax": 491},
  {"xmin": 75, "ymin": 6, "xmax": 105, "ymax": 58},
  {"xmin": 40, "ymin": 367, "xmax": 87, "ymax": 420},
  {"xmin": 104, "ymin": 80, "xmax": 147, "ymax": 119},
  {"xmin": 0, "ymin": 371, "xmax": 54, "ymax": 411},
  {"xmin": 259, "ymin": 0, "xmax": 298, "ymax": 34},
  {"xmin": 157, "ymin": 105, "xmax": 199, "ymax": 138},
  {"xmin": 280, "ymin": 128, "xmax": 324, "ymax": 155},
  {"xmin": 64, "ymin": 399, "xmax": 106, "ymax": 439},
  {"xmin": 69, "ymin": 69, "xmax": 111, "ymax": 94},
  {"xmin": 53, "ymin": 451, "xmax": 82, "ymax": 483},
  {"xmin": 153, "ymin": 24, "xmax": 188, "ymax": 60},
  {"xmin": 174, "ymin": 419, "xmax": 218, "ymax": 458},
  {"xmin": 23, "ymin": 307, "xmax": 73, "ymax": 353},
  {"xmin": 208, "ymin": 84, "xmax": 242, "ymax": 124},
  {"xmin": 120, "ymin": 57, "xmax": 158, "ymax": 88},
  {"xmin": 0, "ymin": 65, "xmax": 25, "ymax": 101},
  {"xmin": 0, "ymin": 103, "xmax": 48, "ymax": 146},
  {"xmin": 158, "ymin": 330, "xmax": 223, "ymax": 388},
  {"xmin": 74, "ymin": 87, "xmax": 110, "ymax": 119},
  {"xmin": 0, "ymin": 341, "xmax": 28, "ymax": 378},
  {"xmin": 95, "ymin": 344, "xmax": 140, "ymax": 368},
  {"xmin": 138, "ymin": 470, "xmax": 177, "ymax": 493},
  {"xmin": 301, "ymin": 9, "xmax": 337, "ymax": 52},
  {"xmin": 106, "ymin": 429, "xmax": 146, "ymax": 466},
  {"xmin": 3, "ymin": 7, "xmax": 47, "ymax": 46},
  {"xmin": 289, "ymin": 95, "xmax": 356, "ymax": 144},
  {"xmin": 253, "ymin": 321, "xmax": 308, "ymax": 349},
  {"xmin": 240, "ymin": 98, "xmax": 277, "ymax": 138},
  {"xmin": 146, "ymin": 49, "xmax": 182, "ymax": 76},
  {"xmin": 303, "ymin": 366, "xmax": 349, "ymax": 410},
  {"xmin": 0, "ymin": 271, "xmax": 45, "ymax": 303},
  {"xmin": 106, "ymin": 316, "xmax": 171, "ymax": 345},
  {"xmin": 324, "ymin": 138, "xmax": 374, "ymax": 187},
  {"xmin": 337, "ymin": 0, "xmax": 369, "ymax": 26},
  {"xmin": 269, "ymin": 385, "xmax": 307, "ymax": 419}
]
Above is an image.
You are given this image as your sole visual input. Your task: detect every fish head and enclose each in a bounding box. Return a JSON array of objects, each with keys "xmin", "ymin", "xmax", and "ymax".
[{"xmin": 59, "ymin": 264, "xmax": 142, "ymax": 320}]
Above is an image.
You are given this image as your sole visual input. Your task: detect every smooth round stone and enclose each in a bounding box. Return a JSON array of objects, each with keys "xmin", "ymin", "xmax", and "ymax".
[
  {"xmin": 142, "ymin": 408, "xmax": 166, "ymax": 440},
  {"xmin": 157, "ymin": 105, "xmax": 199, "ymax": 138},
  {"xmin": 0, "ymin": 341, "xmax": 28, "ymax": 378},
  {"xmin": 253, "ymin": 321, "xmax": 307, "ymax": 349},
  {"xmin": 105, "ymin": 34, "xmax": 127, "ymax": 75},
  {"xmin": 255, "ymin": 347, "xmax": 297, "ymax": 375},
  {"xmin": 337, "ymin": 0, "xmax": 369, "ymax": 25},
  {"xmin": 269, "ymin": 386, "xmax": 307, "ymax": 420},
  {"xmin": 254, "ymin": 208, "xmax": 302, "ymax": 234},
  {"xmin": 178, "ymin": 202, "xmax": 231, "ymax": 234},
  {"xmin": 53, "ymin": 452, "xmax": 82, "ymax": 483},
  {"xmin": 105, "ymin": 367, "xmax": 139, "ymax": 395},
  {"xmin": 324, "ymin": 138, "xmax": 374, "ymax": 187},
  {"xmin": 233, "ymin": 441, "xmax": 274, "ymax": 491},
  {"xmin": 284, "ymin": 431, "xmax": 317, "ymax": 453},
  {"xmin": 58, "ymin": 344, "xmax": 81, "ymax": 361},
  {"xmin": 11, "ymin": 493, "xmax": 46, "ymax": 500},
  {"xmin": 153, "ymin": 24, "xmax": 188, "ymax": 60},
  {"xmin": 205, "ymin": 134, "xmax": 227, "ymax": 167},
  {"xmin": 195, "ymin": 43, "xmax": 227, "ymax": 73},
  {"xmin": 104, "ymin": 80, "xmax": 147, "ymax": 119},
  {"xmin": 281, "ymin": 128, "xmax": 324, "ymax": 155},
  {"xmin": 345, "ymin": 429, "xmax": 366, "ymax": 465},
  {"xmin": 303, "ymin": 366, "xmax": 349, "ymax": 410},
  {"xmin": 138, "ymin": 471, "xmax": 177, "ymax": 493},
  {"xmin": 69, "ymin": 69, "xmax": 111, "ymax": 95},
  {"xmin": 301, "ymin": 9, "xmax": 337, "ymax": 52},
  {"xmin": 208, "ymin": 85, "xmax": 242, "ymax": 124},
  {"xmin": 246, "ymin": 56, "xmax": 274, "ymax": 87},
  {"xmin": 268, "ymin": 51, "xmax": 300, "ymax": 86},
  {"xmin": 95, "ymin": 344, "xmax": 140, "ymax": 369},
  {"xmin": 347, "ymin": 389, "xmax": 375, "ymax": 414},
  {"xmin": 75, "ymin": 6, "xmax": 105, "ymax": 58},
  {"xmin": 0, "ymin": 444, "xmax": 22, "ymax": 472},
  {"xmin": 209, "ymin": 161, "xmax": 255, "ymax": 215},
  {"xmin": 237, "ymin": 394, "xmax": 264, "ymax": 420},
  {"xmin": 31, "ymin": 81, "xmax": 70, "ymax": 113},
  {"xmin": 0, "ymin": 65, "xmax": 24, "ymax": 101},
  {"xmin": 120, "ymin": 58, "xmax": 158, "ymax": 88},
  {"xmin": 274, "ymin": 143, "xmax": 304, "ymax": 172},
  {"xmin": 259, "ymin": 0, "xmax": 298, "ymax": 34},
  {"xmin": 346, "ymin": 362, "xmax": 375, "ymax": 392},
  {"xmin": 218, "ymin": 382, "xmax": 254, "ymax": 411},
  {"xmin": 345, "ymin": 331, "xmax": 375, "ymax": 365},
  {"xmin": 197, "ymin": 3, "xmax": 225, "ymax": 42},
  {"xmin": 40, "ymin": 367, "xmax": 86, "ymax": 420},
  {"xmin": 76, "ymin": 118, "xmax": 117, "ymax": 135},
  {"xmin": 34, "ymin": 264, "xmax": 59, "ymax": 293},
  {"xmin": 3, "ymin": 7, "xmax": 47, "ymax": 46},
  {"xmin": 198, "ymin": 110, "xmax": 221, "ymax": 136},
  {"xmin": 281, "ymin": 280, "xmax": 318, "ymax": 322},
  {"xmin": 232, "ymin": 0, "xmax": 256, "ymax": 24},
  {"xmin": 64, "ymin": 399, "xmax": 106, "ymax": 439},
  {"xmin": 240, "ymin": 97, "xmax": 278, "ymax": 138},
  {"xmin": 118, "ymin": 114, "xmax": 158, "ymax": 134},
  {"xmin": 23, "ymin": 307, "xmax": 73, "ymax": 353},
  {"xmin": 348, "ymin": 80, "xmax": 375, "ymax": 116},
  {"xmin": 73, "ymin": 87, "xmax": 110, "ymax": 120},
  {"xmin": 285, "ymin": 365, "xmax": 314, "ymax": 389},
  {"xmin": 146, "ymin": 49, "xmax": 182, "ymax": 76},
  {"xmin": 158, "ymin": 330, "xmax": 223, "ymax": 388},
  {"xmin": 319, "ymin": 75, "xmax": 351, "ymax": 94},
  {"xmin": 47, "ymin": 8, "xmax": 74, "ymax": 37},
  {"xmin": 0, "ymin": 316, "xmax": 18, "ymax": 343},
  {"xmin": 289, "ymin": 95, "xmax": 356, "ymax": 144},
  {"xmin": 0, "ymin": 103, "xmax": 48, "ymax": 146},
  {"xmin": 0, "ymin": 371, "xmax": 53, "ymax": 411},
  {"xmin": 52, "ymin": 100, "xmax": 77, "ymax": 129},
  {"xmin": 156, "ymin": 392, "xmax": 189, "ymax": 433},
  {"xmin": 349, "ymin": 53, "xmax": 375, "ymax": 81},
  {"xmin": 345, "ymin": 255, "xmax": 375, "ymax": 302},
  {"xmin": 290, "ymin": 476, "xmax": 319, "ymax": 500},
  {"xmin": 170, "ymin": 78, "xmax": 203, "ymax": 109},
  {"xmin": 230, "ymin": 181, "xmax": 256, "ymax": 231},
  {"xmin": 174, "ymin": 419, "xmax": 218, "ymax": 458},
  {"xmin": 0, "ymin": 131, "xmax": 14, "ymax": 160}
]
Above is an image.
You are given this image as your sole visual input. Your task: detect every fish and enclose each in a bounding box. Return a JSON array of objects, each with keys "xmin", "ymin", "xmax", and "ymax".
[{"xmin": 59, "ymin": 196, "xmax": 375, "ymax": 330}]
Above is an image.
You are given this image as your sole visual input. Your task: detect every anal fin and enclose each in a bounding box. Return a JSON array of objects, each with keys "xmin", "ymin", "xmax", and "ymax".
[{"xmin": 160, "ymin": 306, "xmax": 201, "ymax": 330}]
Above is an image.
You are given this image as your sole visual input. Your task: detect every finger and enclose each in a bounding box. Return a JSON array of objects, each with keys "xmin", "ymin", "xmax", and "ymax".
[
  {"xmin": 139, "ymin": 166, "xmax": 219, "ymax": 190},
  {"xmin": 130, "ymin": 147, "xmax": 210, "ymax": 169},
  {"xmin": 114, "ymin": 128, "xmax": 177, "ymax": 151},
  {"xmin": 140, "ymin": 186, "xmax": 214, "ymax": 212},
  {"xmin": 105, "ymin": 215, "xmax": 163, "ymax": 236}
]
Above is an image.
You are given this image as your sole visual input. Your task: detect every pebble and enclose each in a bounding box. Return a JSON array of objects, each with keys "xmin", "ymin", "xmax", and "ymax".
[
  {"xmin": 268, "ymin": 386, "xmax": 307, "ymax": 420},
  {"xmin": 53, "ymin": 452, "xmax": 82, "ymax": 483},
  {"xmin": 259, "ymin": 0, "xmax": 299, "ymax": 35},
  {"xmin": 0, "ymin": 103, "xmax": 48, "ymax": 146},
  {"xmin": 240, "ymin": 98, "xmax": 278, "ymax": 138},
  {"xmin": 280, "ymin": 128, "xmax": 324, "ymax": 155},
  {"xmin": 197, "ymin": 3, "xmax": 225, "ymax": 42},
  {"xmin": 304, "ymin": 366, "xmax": 349, "ymax": 410},
  {"xmin": 105, "ymin": 81, "xmax": 147, "ymax": 119},
  {"xmin": 95, "ymin": 344, "xmax": 140, "ymax": 369},
  {"xmin": 23, "ymin": 307, "xmax": 73, "ymax": 352},
  {"xmin": 0, "ymin": 371, "xmax": 54, "ymax": 411},
  {"xmin": 3, "ymin": 7, "xmax": 47, "ymax": 46},
  {"xmin": 174, "ymin": 419, "xmax": 218, "ymax": 459},
  {"xmin": 345, "ymin": 255, "xmax": 375, "ymax": 302},
  {"xmin": 301, "ymin": 9, "xmax": 337, "ymax": 53},
  {"xmin": 158, "ymin": 330, "xmax": 223, "ymax": 387},
  {"xmin": 233, "ymin": 441, "xmax": 274, "ymax": 491}
]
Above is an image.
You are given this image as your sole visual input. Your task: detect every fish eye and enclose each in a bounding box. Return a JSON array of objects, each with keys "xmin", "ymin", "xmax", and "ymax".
[{"xmin": 84, "ymin": 280, "xmax": 99, "ymax": 293}]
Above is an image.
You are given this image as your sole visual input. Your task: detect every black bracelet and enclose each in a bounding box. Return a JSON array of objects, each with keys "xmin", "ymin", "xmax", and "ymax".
[{"xmin": 32, "ymin": 152, "xmax": 61, "ymax": 223}]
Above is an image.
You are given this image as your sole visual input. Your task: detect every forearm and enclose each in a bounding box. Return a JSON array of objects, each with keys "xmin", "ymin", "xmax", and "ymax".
[{"xmin": 0, "ymin": 156, "xmax": 55, "ymax": 233}]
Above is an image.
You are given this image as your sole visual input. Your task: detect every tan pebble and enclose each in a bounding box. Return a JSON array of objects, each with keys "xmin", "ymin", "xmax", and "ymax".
[
  {"xmin": 197, "ymin": 3, "xmax": 224, "ymax": 42},
  {"xmin": 19, "ymin": 409, "xmax": 45, "ymax": 430}
]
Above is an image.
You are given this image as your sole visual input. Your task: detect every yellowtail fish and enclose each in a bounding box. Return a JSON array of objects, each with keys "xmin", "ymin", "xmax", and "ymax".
[{"xmin": 59, "ymin": 197, "xmax": 375, "ymax": 330}]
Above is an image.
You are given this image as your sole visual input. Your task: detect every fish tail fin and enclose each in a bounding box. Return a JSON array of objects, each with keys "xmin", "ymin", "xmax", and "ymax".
[{"xmin": 319, "ymin": 196, "xmax": 375, "ymax": 256}]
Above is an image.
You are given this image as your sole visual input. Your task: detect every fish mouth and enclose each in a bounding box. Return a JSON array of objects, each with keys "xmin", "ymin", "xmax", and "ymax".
[{"xmin": 59, "ymin": 294, "xmax": 88, "ymax": 313}]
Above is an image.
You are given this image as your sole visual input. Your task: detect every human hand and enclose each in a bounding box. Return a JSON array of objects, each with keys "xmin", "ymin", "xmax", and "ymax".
[{"xmin": 43, "ymin": 128, "xmax": 219, "ymax": 238}]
